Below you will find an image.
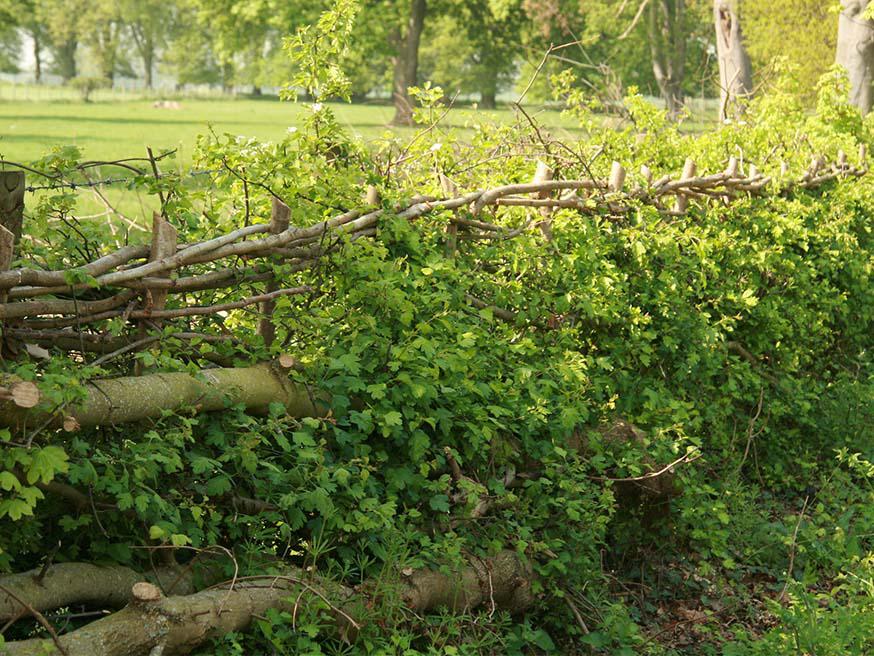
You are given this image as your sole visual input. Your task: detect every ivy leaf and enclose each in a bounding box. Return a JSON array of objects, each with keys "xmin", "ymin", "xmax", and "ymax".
[
  {"xmin": 18, "ymin": 486, "xmax": 44, "ymax": 506},
  {"xmin": 170, "ymin": 534, "xmax": 191, "ymax": 547},
  {"xmin": 0, "ymin": 498, "xmax": 34, "ymax": 521},
  {"xmin": 0, "ymin": 472, "xmax": 20, "ymax": 492},
  {"xmin": 206, "ymin": 476, "xmax": 232, "ymax": 496},
  {"xmin": 429, "ymin": 494, "xmax": 450, "ymax": 513},
  {"xmin": 25, "ymin": 447, "xmax": 69, "ymax": 485}
]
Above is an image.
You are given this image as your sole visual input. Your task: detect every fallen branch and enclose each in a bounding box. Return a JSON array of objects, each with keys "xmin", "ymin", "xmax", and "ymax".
[
  {"xmin": 0, "ymin": 361, "xmax": 326, "ymax": 434},
  {"xmin": 1, "ymin": 551, "xmax": 533, "ymax": 656},
  {"xmin": 0, "ymin": 561, "xmax": 222, "ymax": 623}
]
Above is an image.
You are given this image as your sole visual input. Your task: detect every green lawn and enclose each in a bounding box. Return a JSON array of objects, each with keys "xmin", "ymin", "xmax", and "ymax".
[
  {"xmin": 0, "ymin": 96, "xmax": 589, "ymax": 163},
  {"xmin": 0, "ymin": 93, "xmax": 715, "ymax": 230}
]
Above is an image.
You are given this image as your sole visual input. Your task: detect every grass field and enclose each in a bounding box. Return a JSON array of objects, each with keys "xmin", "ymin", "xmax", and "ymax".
[
  {"xmin": 0, "ymin": 95, "xmax": 588, "ymax": 231},
  {"xmin": 0, "ymin": 90, "xmax": 716, "ymax": 230},
  {"xmin": 0, "ymin": 95, "xmax": 590, "ymax": 163}
]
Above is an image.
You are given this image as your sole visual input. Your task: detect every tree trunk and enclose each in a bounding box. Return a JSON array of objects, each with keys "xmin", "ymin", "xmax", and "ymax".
[
  {"xmin": 480, "ymin": 89, "xmax": 496, "ymax": 109},
  {"xmin": 479, "ymin": 63, "xmax": 498, "ymax": 109},
  {"xmin": 31, "ymin": 30, "xmax": 42, "ymax": 84},
  {"xmin": 836, "ymin": 0, "xmax": 874, "ymax": 114},
  {"xmin": 713, "ymin": 0, "xmax": 752, "ymax": 121},
  {"xmin": 0, "ymin": 362, "xmax": 325, "ymax": 434},
  {"xmin": 648, "ymin": 0, "xmax": 686, "ymax": 120},
  {"xmin": 221, "ymin": 61, "xmax": 234, "ymax": 94},
  {"xmin": 55, "ymin": 40, "xmax": 77, "ymax": 82},
  {"xmin": 97, "ymin": 25, "xmax": 117, "ymax": 83},
  {"xmin": 391, "ymin": 0, "xmax": 427, "ymax": 126},
  {"xmin": 1, "ymin": 552, "xmax": 533, "ymax": 656},
  {"xmin": 143, "ymin": 42, "xmax": 154, "ymax": 89}
]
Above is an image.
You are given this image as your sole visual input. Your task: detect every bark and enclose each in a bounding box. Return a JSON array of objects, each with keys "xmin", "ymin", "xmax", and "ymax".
[
  {"xmin": 54, "ymin": 40, "xmax": 77, "ymax": 82},
  {"xmin": 713, "ymin": 0, "xmax": 752, "ymax": 121},
  {"xmin": 480, "ymin": 85, "xmax": 497, "ymax": 110},
  {"xmin": 392, "ymin": 0, "xmax": 427, "ymax": 126},
  {"xmin": 221, "ymin": 61, "xmax": 234, "ymax": 94},
  {"xmin": 0, "ymin": 171, "xmax": 25, "ymax": 244},
  {"xmin": 836, "ymin": 0, "xmax": 874, "ymax": 114},
  {"xmin": 31, "ymin": 31, "xmax": 42, "ymax": 84},
  {"xmin": 648, "ymin": 0, "xmax": 686, "ymax": 120},
  {"xmin": 0, "ymin": 362, "xmax": 325, "ymax": 434},
  {"xmin": 0, "ymin": 552, "xmax": 532, "ymax": 656},
  {"xmin": 143, "ymin": 47, "xmax": 154, "ymax": 89},
  {"xmin": 130, "ymin": 27, "xmax": 155, "ymax": 89}
]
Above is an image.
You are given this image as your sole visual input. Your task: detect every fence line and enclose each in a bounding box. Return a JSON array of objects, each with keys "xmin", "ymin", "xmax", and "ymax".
[{"xmin": 0, "ymin": 149, "xmax": 867, "ymax": 356}]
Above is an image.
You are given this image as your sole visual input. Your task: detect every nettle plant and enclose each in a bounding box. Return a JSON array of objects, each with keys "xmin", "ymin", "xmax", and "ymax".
[{"xmin": 0, "ymin": 4, "xmax": 873, "ymax": 655}]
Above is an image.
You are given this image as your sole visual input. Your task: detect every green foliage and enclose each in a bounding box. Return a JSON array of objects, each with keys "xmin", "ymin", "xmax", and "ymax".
[
  {"xmin": 282, "ymin": 0, "xmax": 359, "ymax": 103},
  {"xmin": 1, "ymin": 50, "xmax": 873, "ymax": 656},
  {"xmin": 743, "ymin": 0, "xmax": 837, "ymax": 103},
  {"xmin": 68, "ymin": 75, "xmax": 111, "ymax": 102}
]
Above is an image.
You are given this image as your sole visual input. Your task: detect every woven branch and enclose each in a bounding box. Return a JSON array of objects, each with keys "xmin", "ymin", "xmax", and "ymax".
[{"xmin": 0, "ymin": 157, "xmax": 865, "ymax": 332}]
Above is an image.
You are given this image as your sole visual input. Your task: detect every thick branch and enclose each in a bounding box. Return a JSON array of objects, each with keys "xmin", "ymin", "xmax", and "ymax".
[
  {"xmin": 0, "ymin": 562, "xmax": 219, "ymax": 623},
  {"xmin": 0, "ymin": 362, "xmax": 326, "ymax": 433},
  {"xmin": 0, "ymin": 551, "xmax": 532, "ymax": 656}
]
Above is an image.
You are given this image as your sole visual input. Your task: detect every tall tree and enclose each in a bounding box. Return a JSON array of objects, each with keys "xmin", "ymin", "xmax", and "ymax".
[
  {"xmin": 84, "ymin": 3, "xmax": 125, "ymax": 82},
  {"xmin": 835, "ymin": 0, "xmax": 874, "ymax": 114},
  {"xmin": 392, "ymin": 0, "xmax": 427, "ymax": 124},
  {"xmin": 189, "ymin": 0, "xmax": 276, "ymax": 94},
  {"xmin": 566, "ymin": 0, "xmax": 712, "ymax": 119},
  {"xmin": 464, "ymin": 0, "xmax": 526, "ymax": 108},
  {"xmin": 0, "ymin": 0, "xmax": 44, "ymax": 81},
  {"xmin": 419, "ymin": 1, "xmax": 525, "ymax": 108},
  {"xmin": 39, "ymin": 0, "xmax": 83, "ymax": 81},
  {"xmin": 120, "ymin": 0, "xmax": 172, "ymax": 88},
  {"xmin": 713, "ymin": 0, "xmax": 752, "ymax": 120},
  {"xmin": 648, "ymin": 0, "xmax": 686, "ymax": 119}
]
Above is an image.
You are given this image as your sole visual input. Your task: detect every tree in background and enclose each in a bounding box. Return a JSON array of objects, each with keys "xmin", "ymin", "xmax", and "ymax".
[
  {"xmin": 161, "ymin": 17, "xmax": 223, "ymax": 88},
  {"xmin": 78, "ymin": 0, "xmax": 126, "ymax": 82},
  {"xmin": 569, "ymin": 0, "xmax": 713, "ymax": 119},
  {"xmin": 647, "ymin": 0, "xmax": 687, "ymax": 119},
  {"xmin": 713, "ymin": 0, "xmax": 752, "ymax": 121},
  {"xmin": 38, "ymin": 0, "xmax": 82, "ymax": 80},
  {"xmin": 392, "ymin": 0, "xmax": 427, "ymax": 124},
  {"xmin": 0, "ymin": 21, "xmax": 20, "ymax": 74},
  {"xmin": 418, "ymin": 0, "xmax": 525, "ymax": 108},
  {"xmin": 0, "ymin": 0, "xmax": 44, "ymax": 81},
  {"xmin": 743, "ymin": 0, "xmax": 836, "ymax": 103},
  {"xmin": 119, "ymin": 0, "xmax": 172, "ymax": 88},
  {"xmin": 464, "ymin": 0, "xmax": 527, "ymax": 108},
  {"xmin": 835, "ymin": 0, "xmax": 874, "ymax": 114}
]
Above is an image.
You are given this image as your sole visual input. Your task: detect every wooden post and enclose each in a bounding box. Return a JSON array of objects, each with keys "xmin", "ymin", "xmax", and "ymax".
[
  {"xmin": 134, "ymin": 213, "xmax": 177, "ymax": 373},
  {"xmin": 258, "ymin": 197, "xmax": 291, "ymax": 348},
  {"xmin": 640, "ymin": 165, "xmax": 653, "ymax": 187},
  {"xmin": 146, "ymin": 213, "xmax": 177, "ymax": 315},
  {"xmin": 674, "ymin": 158, "xmax": 697, "ymax": 215},
  {"xmin": 608, "ymin": 162, "xmax": 626, "ymax": 193},
  {"xmin": 0, "ymin": 171, "xmax": 25, "ymax": 244},
  {"xmin": 365, "ymin": 185, "xmax": 380, "ymax": 207},
  {"xmin": 0, "ymin": 225, "xmax": 13, "ymax": 307},
  {"xmin": 440, "ymin": 174, "xmax": 458, "ymax": 258},
  {"xmin": 0, "ymin": 171, "xmax": 21, "ymax": 319},
  {"xmin": 533, "ymin": 160, "xmax": 554, "ymax": 241}
]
